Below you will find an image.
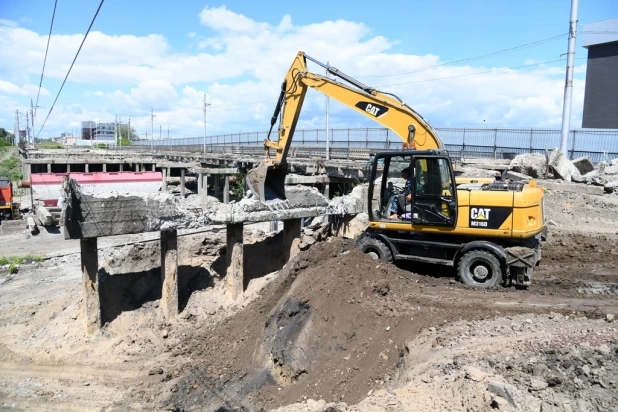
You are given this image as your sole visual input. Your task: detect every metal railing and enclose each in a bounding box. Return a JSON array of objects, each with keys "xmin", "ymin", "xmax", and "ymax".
[{"xmin": 116, "ymin": 127, "xmax": 618, "ymax": 163}]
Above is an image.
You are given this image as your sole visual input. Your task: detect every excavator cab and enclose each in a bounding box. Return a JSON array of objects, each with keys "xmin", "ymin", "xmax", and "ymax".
[{"xmin": 369, "ymin": 150, "xmax": 457, "ymax": 228}]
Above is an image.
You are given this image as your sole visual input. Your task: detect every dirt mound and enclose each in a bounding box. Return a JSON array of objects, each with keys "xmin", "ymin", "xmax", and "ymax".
[
  {"xmin": 277, "ymin": 314, "xmax": 618, "ymax": 412},
  {"xmin": 543, "ymin": 191, "xmax": 618, "ymax": 234},
  {"xmin": 160, "ymin": 233, "xmax": 618, "ymax": 411}
]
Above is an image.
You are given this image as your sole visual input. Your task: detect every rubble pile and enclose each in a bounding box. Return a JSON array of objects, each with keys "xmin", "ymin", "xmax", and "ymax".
[{"xmin": 461, "ymin": 149, "xmax": 618, "ymax": 193}]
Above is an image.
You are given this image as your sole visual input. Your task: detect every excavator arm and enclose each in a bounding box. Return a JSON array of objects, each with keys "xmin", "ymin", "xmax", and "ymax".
[{"xmin": 247, "ymin": 51, "xmax": 444, "ymax": 202}]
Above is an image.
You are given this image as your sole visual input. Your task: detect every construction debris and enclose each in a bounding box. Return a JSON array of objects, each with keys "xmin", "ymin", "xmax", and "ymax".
[
  {"xmin": 508, "ymin": 153, "xmax": 547, "ymax": 178},
  {"xmin": 548, "ymin": 148, "xmax": 581, "ymax": 182},
  {"xmin": 465, "ymin": 149, "xmax": 616, "ymax": 195}
]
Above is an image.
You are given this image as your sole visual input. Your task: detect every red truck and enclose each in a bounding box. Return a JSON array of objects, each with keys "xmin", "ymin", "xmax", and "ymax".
[{"xmin": 0, "ymin": 177, "xmax": 14, "ymax": 220}]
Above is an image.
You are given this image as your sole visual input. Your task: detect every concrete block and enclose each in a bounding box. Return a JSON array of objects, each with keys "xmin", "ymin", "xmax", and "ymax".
[
  {"xmin": 36, "ymin": 206, "xmax": 55, "ymax": 227},
  {"xmin": 160, "ymin": 228, "xmax": 179, "ymax": 319},
  {"xmin": 509, "ymin": 153, "xmax": 547, "ymax": 178},
  {"xmin": 548, "ymin": 148, "xmax": 580, "ymax": 181},
  {"xmin": 226, "ymin": 223, "xmax": 244, "ymax": 300},
  {"xmin": 283, "ymin": 218, "xmax": 302, "ymax": 261},
  {"xmin": 572, "ymin": 157, "xmax": 594, "ymax": 175},
  {"xmin": 505, "ymin": 171, "xmax": 532, "ymax": 182},
  {"xmin": 26, "ymin": 216, "xmax": 39, "ymax": 235},
  {"xmin": 80, "ymin": 238, "xmax": 101, "ymax": 334},
  {"xmin": 537, "ymin": 180, "xmax": 605, "ymax": 196},
  {"xmin": 332, "ymin": 212, "xmax": 368, "ymax": 239}
]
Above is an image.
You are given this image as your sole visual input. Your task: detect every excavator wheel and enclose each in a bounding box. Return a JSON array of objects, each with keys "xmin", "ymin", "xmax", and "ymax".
[
  {"xmin": 457, "ymin": 250, "xmax": 504, "ymax": 288},
  {"xmin": 357, "ymin": 236, "xmax": 393, "ymax": 263}
]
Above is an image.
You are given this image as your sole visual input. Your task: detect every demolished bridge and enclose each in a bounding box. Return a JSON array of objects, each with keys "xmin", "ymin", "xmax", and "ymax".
[{"xmin": 61, "ymin": 178, "xmax": 366, "ymax": 333}]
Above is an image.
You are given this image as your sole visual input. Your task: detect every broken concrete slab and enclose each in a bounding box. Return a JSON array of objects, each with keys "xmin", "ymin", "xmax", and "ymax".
[
  {"xmin": 62, "ymin": 178, "xmax": 368, "ymax": 239},
  {"xmin": 331, "ymin": 212, "xmax": 368, "ymax": 239},
  {"xmin": 508, "ymin": 153, "xmax": 547, "ymax": 178},
  {"xmin": 455, "ymin": 167, "xmax": 501, "ymax": 179},
  {"xmin": 61, "ymin": 179, "xmax": 204, "ymax": 239},
  {"xmin": 36, "ymin": 206, "xmax": 55, "ymax": 227},
  {"xmin": 461, "ymin": 158, "xmax": 510, "ymax": 171},
  {"xmin": 572, "ymin": 157, "xmax": 595, "ymax": 175},
  {"xmin": 537, "ymin": 180, "xmax": 605, "ymax": 196},
  {"xmin": 505, "ymin": 171, "xmax": 532, "ymax": 182},
  {"xmin": 548, "ymin": 148, "xmax": 580, "ymax": 182}
]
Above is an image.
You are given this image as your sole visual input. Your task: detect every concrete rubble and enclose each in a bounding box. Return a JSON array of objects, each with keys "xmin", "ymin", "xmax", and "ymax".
[
  {"xmin": 508, "ymin": 153, "xmax": 547, "ymax": 178},
  {"xmin": 548, "ymin": 148, "xmax": 581, "ymax": 181},
  {"xmin": 61, "ymin": 179, "xmax": 367, "ymax": 239},
  {"xmin": 467, "ymin": 149, "xmax": 618, "ymax": 195}
]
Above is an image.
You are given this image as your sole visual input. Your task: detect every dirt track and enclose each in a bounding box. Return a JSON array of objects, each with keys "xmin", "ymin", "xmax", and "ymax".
[{"xmin": 0, "ymin": 190, "xmax": 618, "ymax": 410}]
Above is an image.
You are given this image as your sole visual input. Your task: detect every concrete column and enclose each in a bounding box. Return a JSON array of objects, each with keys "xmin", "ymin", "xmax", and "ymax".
[
  {"xmin": 270, "ymin": 221, "xmax": 279, "ymax": 232},
  {"xmin": 160, "ymin": 228, "xmax": 179, "ymax": 319},
  {"xmin": 102, "ymin": 163, "xmax": 107, "ymax": 172},
  {"xmin": 223, "ymin": 175, "xmax": 230, "ymax": 203},
  {"xmin": 283, "ymin": 218, "xmax": 302, "ymax": 261},
  {"xmin": 66, "ymin": 164, "xmax": 71, "ymax": 173},
  {"xmin": 151, "ymin": 164, "xmax": 155, "ymax": 172},
  {"xmin": 80, "ymin": 238, "xmax": 101, "ymax": 334},
  {"xmin": 180, "ymin": 169, "xmax": 186, "ymax": 198},
  {"xmin": 201, "ymin": 174, "xmax": 208, "ymax": 209},
  {"xmin": 136, "ymin": 163, "xmax": 141, "ymax": 172},
  {"xmin": 226, "ymin": 223, "xmax": 244, "ymax": 300},
  {"xmin": 161, "ymin": 168, "xmax": 167, "ymax": 192},
  {"xmin": 197, "ymin": 173, "xmax": 203, "ymax": 195},
  {"xmin": 119, "ymin": 164, "xmax": 123, "ymax": 172},
  {"xmin": 323, "ymin": 183, "xmax": 330, "ymax": 198},
  {"xmin": 85, "ymin": 163, "xmax": 89, "ymax": 173},
  {"xmin": 214, "ymin": 175, "xmax": 221, "ymax": 198},
  {"xmin": 47, "ymin": 163, "xmax": 51, "ymax": 173}
]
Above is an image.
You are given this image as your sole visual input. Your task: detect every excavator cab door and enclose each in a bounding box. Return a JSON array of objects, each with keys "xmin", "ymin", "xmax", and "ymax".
[{"xmin": 409, "ymin": 155, "xmax": 457, "ymax": 227}]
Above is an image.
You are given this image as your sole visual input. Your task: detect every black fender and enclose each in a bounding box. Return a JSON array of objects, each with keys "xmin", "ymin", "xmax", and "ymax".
[{"xmin": 454, "ymin": 241, "xmax": 506, "ymax": 265}]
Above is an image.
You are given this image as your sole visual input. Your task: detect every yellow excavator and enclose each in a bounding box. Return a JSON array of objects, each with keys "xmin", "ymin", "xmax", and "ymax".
[{"xmin": 247, "ymin": 51, "xmax": 545, "ymax": 288}]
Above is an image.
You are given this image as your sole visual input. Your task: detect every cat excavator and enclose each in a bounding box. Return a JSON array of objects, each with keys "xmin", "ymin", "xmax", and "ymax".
[{"xmin": 247, "ymin": 51, "xmax": 545, "ymax": 288}]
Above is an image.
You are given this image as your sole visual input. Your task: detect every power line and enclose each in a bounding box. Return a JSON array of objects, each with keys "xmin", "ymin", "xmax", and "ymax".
[
  {"xmin": 355, "ymin": 33, "xmax": 567, "ymax": 79},
  {"xmin": 36, "ymin": 0, "xmax": 105, "ymax": 138},
  {"xmin": 376, "ymin": 59, "xmax": 565, "ymax": 88},
  {"xmin": 35, "ymin": 0, "xmax": 58, "ymax": 118}
]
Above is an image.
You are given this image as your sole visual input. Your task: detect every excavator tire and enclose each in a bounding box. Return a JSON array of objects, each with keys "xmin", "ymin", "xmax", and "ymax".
[
  {"xmin": 357, "ymin": 236, "xmax": 393, "ymax": 263},
  {"xmin": 458, "ymin": 249, "xmax": 504, "ymax": 288}
]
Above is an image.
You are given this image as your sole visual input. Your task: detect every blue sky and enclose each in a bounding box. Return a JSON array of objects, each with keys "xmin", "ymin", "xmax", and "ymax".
[{"xmin": 0, "ymin": 0, "xmax": 615, "ymax": 140}]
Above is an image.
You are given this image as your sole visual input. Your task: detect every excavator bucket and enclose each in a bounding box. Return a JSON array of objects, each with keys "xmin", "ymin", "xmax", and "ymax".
[{"xmin": 246, "ymin": 162, "xmax": 287, "ymax": 202}]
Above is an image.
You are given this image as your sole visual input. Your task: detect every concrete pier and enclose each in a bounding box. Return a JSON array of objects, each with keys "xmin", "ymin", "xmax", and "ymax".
[
  {"xmin": 80, "ymin": 238, "xmax": 101, "ymax": 334},
  {"xmin": 161, "ymin": 168, "xmax": 167, "ymax": 191},
  {"xmin": 180, "ymin": 169, "xmax": 186, "ymax": 198},
  {"xmin": 226, "ymin": 223, "xmax": 244, "ymax": 300},
  {"xmin": 224, "ymin": 176, "xmax": 230, "ymax": 203},
  {"xmin": 283, "ymin": 218, "xmax": 302, "ymax": 261},
  {"xmin": 160, "ymin": 228, "xmax": 179, "ymax": 319}
]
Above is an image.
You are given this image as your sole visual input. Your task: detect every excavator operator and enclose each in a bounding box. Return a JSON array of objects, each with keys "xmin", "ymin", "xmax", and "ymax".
[{"xmin": 388, "ymin": 167, "xmax": 413, "ymax": 219}]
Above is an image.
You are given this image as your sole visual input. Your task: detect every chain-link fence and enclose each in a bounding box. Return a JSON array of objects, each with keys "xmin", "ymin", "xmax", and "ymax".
[{"xmin": 121, "ymin": 127, "xmax": 618, "ymax": 163}]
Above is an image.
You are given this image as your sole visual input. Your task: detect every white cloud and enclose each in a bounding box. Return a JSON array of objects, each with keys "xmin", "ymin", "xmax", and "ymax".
[
  {"xmin": 0, "ymin": 19, "xmax": 18, "ymax": 27},
  {"xmin": 0, "ymin": 7, "xmax": 587, "ymax": 139}
]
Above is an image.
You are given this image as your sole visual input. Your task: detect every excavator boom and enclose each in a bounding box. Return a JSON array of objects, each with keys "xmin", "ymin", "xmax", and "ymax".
[{"xmin": 248, "ymin": 51, "xmax": 444, "ymax": 202}]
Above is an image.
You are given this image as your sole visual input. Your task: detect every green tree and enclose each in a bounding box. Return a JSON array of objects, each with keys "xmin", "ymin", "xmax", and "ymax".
[
  {"xmin": 0, "ymin": 128, "xmax": 13, "ymax": 146},
  {"xmin": 117, "ymin": 125, "xmax": 137, "ymax": 145}
]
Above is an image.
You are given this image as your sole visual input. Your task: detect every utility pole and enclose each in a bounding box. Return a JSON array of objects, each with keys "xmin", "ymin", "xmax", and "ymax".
[
  {"xmin": 14, "ymin": 110, "xmax": 19, "ymax": 146},
  {"xmin": 560, "ymin": 0, "xmax": 579, "ymax": 155},
  {"xmin": 150, "ymin": 108, "xmax": 155, "ymax": 151},
  {"xmin": 160, "ymin": 125, "xmax": 162, "ymax": 140},
  {"xmin": 25, "ymin": 111, "xmax": 30, "ymax": 145},
  {"xmin": 30, "ymin": 99, "xmax": 38, "ymax": 145},
  {"xmin": 203, "ymin": 93, "xmax": 210, "ymax": 154},
  {"xmin": 167, "ymin": 126, "xmax": 169, "ymax": 139},
  {"xmin": 325, "ymin": 61, "xmax": 330, "ymax": 160}
]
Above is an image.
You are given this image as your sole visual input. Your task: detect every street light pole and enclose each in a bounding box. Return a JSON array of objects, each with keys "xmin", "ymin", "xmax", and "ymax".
[
  {"xmin": 560, "ymin": 0, "xmax": 579, "ymax": 155},
  {"xmin": 203, "ymin": 93, "xmax": 211, "ymax": 154},
  {"xmin": 150, "ymin": 108, "xmax": 156, "ymax": 151}
]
